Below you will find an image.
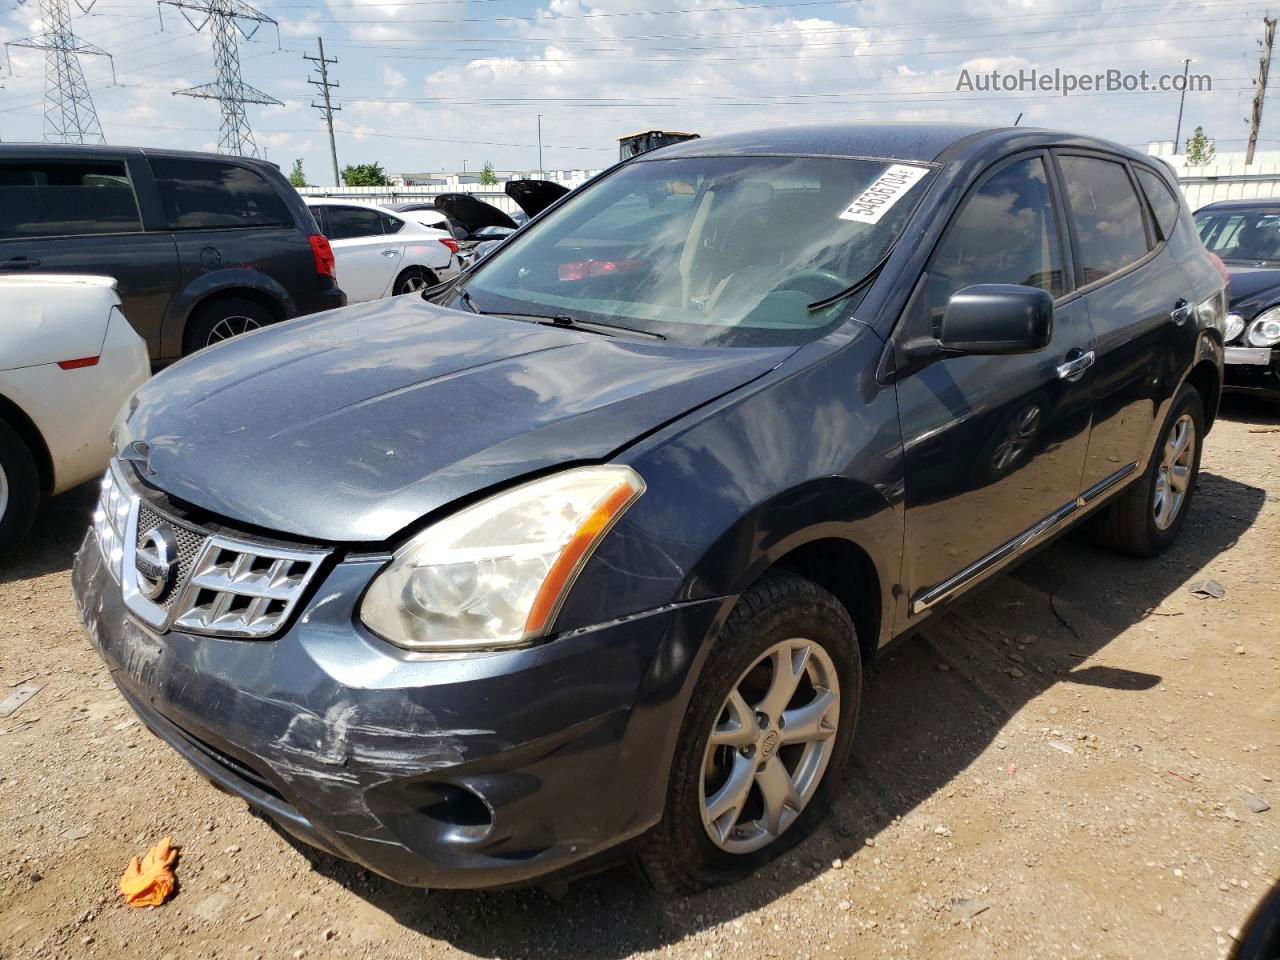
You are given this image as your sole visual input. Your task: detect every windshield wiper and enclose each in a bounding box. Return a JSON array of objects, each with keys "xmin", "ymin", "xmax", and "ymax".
[
  {"xmin": 452, "ymin": 288, "xmax": 665, "ymax": 340},
  {"xmin": 806, "ymin": 250, "xmax": 893, "ymax": 312},
  {"xmin": 495, "ymin": 310, "xmax": 666, "ymax": 341}
]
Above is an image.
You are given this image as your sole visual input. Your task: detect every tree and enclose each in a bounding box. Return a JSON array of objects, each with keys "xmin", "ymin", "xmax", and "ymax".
[
  {"xmin": 288, "ymin": 158, "xmax": 307, "ymax": 188},
  {"xmin": 1185, "ymin": 126, "xmax": 1216, "ymax": 167},
  {"xmin": 341, "ymin": 162, "xmax": 391, "ymax": 187},
  {"xmin": 478, "ymin": 161, "xmax": 498, "ymax": 185}
]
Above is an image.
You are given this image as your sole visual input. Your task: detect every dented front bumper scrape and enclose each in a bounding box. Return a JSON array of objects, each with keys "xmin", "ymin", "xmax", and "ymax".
[{"xmin": 72, "ymin": 531, "xmax": 719, "ymax": 889}]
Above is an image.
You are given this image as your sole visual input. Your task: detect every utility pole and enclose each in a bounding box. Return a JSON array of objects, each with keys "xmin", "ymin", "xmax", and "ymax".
[
  {"xmin": 537, "ymin": 113, "xmax": 543, "ymax": 178},
  {"xmin": 7, "ymin": 0, "xmax": 112, "ymax": 143},
  {"xmin": 160, "ymin": 0, "xmax": 281, "ymax": 158},
  {"xmin": 305, "ymin": 37, "xmax": 341, "ymax": 187},
  {"xmin": 1247, "ymin": 16, "xmax": 1276, "ymax": 165},
  {"xmin": 1173, "ymin": 58, "xmax": 1191, "ymax": 152}
]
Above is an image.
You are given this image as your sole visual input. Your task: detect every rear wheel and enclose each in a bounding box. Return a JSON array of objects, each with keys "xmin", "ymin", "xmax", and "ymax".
[
  {"xmin": 182, "ymin": 297, "xmax": 276, "ymax": 355},
  {"xmin": 0, "ymin": 419, "xmax": 40, "ymax": 558},
  {"xmin": 394, "ymin": 266, "xmax": 439, "ymax": 295},
  {"xmin": 1092, "ymin": 384, "xmax": 1205, "ymax": 557},
  {"xmin": 638, "ymin": 574, "xmax": 861, "ymax": 894}
]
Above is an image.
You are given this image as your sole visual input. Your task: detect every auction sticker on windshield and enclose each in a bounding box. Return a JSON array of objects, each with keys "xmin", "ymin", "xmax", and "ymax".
[{"xmin": 839, "ymin": 164, "xmax": 930, "ymax": 224}]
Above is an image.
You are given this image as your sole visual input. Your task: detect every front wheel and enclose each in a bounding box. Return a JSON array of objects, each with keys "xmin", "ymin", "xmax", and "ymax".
[
  {"xmin": 1092, "ymin": 383, "xmax": 1205, "ymax": 557},
  {"xmin": 0, "ymin": 419, "xmax": 40, "ymax": 559},
  {"xmin": 638, "ymin": 574, "xmax": 861, "ymax": 894}
]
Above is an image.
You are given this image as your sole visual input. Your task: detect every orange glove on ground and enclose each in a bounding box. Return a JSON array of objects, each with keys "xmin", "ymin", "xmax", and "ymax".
[{"xmin": 119, "ymin": 837, "xmax": 179, "ymax": 907}]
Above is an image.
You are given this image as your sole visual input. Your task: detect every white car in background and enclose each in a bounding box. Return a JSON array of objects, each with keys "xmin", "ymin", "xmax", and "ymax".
[
  {"xmin": 303, "ymin": 198, "xmax": 460, "ymax": 302},
  {"xmin": 0, "ymin": 275, "xmax": 149, "ymax": 554}
]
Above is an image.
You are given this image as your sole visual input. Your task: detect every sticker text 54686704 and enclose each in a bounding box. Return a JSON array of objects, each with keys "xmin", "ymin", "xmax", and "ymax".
[{"xmin": 839, "ymin": 164, "xmax": 930, "ymax": 224}]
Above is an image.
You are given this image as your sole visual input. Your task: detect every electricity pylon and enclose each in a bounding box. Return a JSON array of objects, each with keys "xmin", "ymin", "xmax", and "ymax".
[
  {"xmin": 159, "ymin": 0, "xmax": 280, "ymax": 158},
  {"xmin": 6, "ymin": 0, "xmax": 113, "ymax": 144}
]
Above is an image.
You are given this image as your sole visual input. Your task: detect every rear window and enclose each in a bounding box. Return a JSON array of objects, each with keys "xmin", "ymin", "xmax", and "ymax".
[
  {"xmin": 322, "ymin": 206, "xmax": 387, "ymax": 240},
  {"xmin": 1059, "ymin": 155, "xmax": 1151, "ymax": 284},
  {"xmin": 150, "ymin": 158, "xmax": 293, "ymax": 230},
  {"xmin": 0, "ymin": 159, "xmax": 142, "ymax": 239},
  {"xmin": 1134, "ymin": 166, "xmax": 1181, "ymax": 240}
]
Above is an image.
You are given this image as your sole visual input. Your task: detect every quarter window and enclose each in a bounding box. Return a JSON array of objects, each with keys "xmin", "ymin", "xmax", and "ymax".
[
  {"xmin": 323, "ymin": 206, "xmax": 386, "ymax": 240},
  {"xmin": 0, "ymin": 160, "xmax": 142, "ymax": 239},
  {"xmin": 924, "ymin": 155, "xmax": 1065, "ymax": 323},
  {"xmin": 1134, "ymin": 166, "xmax": 1181, "ymax": 240},
  {"xmin": 1059, "ymin": 155, "xmax": 1151, "ymax": 283},
  {"xmin": 150, "ymin": 158, "xmax": 292, "ymax": 230}
]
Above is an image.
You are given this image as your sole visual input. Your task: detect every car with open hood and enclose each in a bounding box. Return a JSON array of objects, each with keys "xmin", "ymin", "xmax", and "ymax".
[
  {"xmin": 426, "ymin": 178, "xmax": 570, "ymax": 258},
  {"xmin": 1194, "ymin": 199, "xmax": 1280, "ymax": 405},
  {"xmin": 74, "ymin": 123, "xmax": 1224, "ymax": 894}
]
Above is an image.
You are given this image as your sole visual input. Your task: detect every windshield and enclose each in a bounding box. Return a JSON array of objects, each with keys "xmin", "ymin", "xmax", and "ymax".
[
  {"xmin": 454, "ymin": 155, "xmax": 932, "ymax": 347},
  {"xmin": 1196, "ymin": 207, "xmax": 1280, "ymax": 262}
]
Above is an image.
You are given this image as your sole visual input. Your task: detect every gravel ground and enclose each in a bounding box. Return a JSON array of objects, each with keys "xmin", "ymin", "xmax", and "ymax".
[{"xmin": 1, "ymin": 399, "xmax": 1277, "ymax": 960}]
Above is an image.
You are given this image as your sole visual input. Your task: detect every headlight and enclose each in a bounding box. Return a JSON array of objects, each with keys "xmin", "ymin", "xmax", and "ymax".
[
  {"xmin": 360, "ymin": 465, "xmax": 645, "ymax": 652},
  {"xmin": 1224, "ymin": 312, "xmax": 1246, "ymax": 342},
  {"xmin": 1248, "ymin": 307, "xmax": 1280, "ymax": 347}
]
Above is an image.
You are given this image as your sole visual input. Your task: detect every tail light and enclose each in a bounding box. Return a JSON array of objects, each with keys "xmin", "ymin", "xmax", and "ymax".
[
  {"xmin": 309, "ymin": 234, "xmax": 337, "ymax": 279},
  {"xmin": 439, "ymin": 237, "xmax": 460, "ymax": 255},
  {"xmin": 1207, "ymin": 251, "xmax": 1231, "ymax": 291}
]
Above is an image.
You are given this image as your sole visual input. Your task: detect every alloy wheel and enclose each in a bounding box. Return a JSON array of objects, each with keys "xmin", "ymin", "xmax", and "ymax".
[
  {"xmin": 1153, "ymin": 412, "xmax": 1195, "ymax": 530},
  {"xmin": 206, "ymin": 314, "xmax": 263, "ymax": 346},
  {"xmin": 699, "ymin": 638, "xmax": 841, "ymax": 855},
  {"xmin": 0, "ymin": 461, "xmax": 8, "ymax": 521},
  {"xmin": 399, "ymin": 273, "xmax": 430, "ymax": 294}
]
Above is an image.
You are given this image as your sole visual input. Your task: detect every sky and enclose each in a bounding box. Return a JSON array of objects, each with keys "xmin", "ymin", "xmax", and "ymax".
[{"xmin": 0, "ymin": 0, "xmax": 1272, "ymax": 184}]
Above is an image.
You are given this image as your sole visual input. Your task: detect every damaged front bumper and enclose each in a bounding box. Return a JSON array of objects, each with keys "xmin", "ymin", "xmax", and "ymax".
[{"xmin": 72, "ymin": 529, "xmax": 719, "ymax": 889}]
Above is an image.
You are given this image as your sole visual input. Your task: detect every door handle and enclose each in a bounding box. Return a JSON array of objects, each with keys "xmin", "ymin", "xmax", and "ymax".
[
  {"xmin": 1056, "ymin": 349, "xmax": 1095, "ymax": 382},
  {"xmin": 1170, "ymin": 299, "xmax": 1193, "ymax": 325},
  {"xmin": 380, "ymin": 249, "xmax": 399, "ymax": 257},
  {"xmin": 0, "ymin": 257, "xmax": 41, "ymax": 269}
]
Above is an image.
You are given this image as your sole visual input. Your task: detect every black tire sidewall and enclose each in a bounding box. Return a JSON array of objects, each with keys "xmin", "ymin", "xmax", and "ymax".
[
  {"xmin": 653, "ymin": 576, "xmax": 862, "ymax": 891},
  {"xmin": 0, "ymin": 419, "xmax": 40, "ymax": 556},
  {"xmin": 182, "ymin": 298, "xmax": 275, "ymax": 355},
  {"xmin": 1140, "ymin": 385, "xmax": 1205, "ymax": 552},
  {"xmin": 396, "ymin": 266, "xmax": 437, "ymax": 295}
]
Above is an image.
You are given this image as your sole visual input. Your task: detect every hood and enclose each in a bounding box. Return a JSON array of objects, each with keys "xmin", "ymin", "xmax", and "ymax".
[
  {"xmin": 505, "ymin": 179, "xmax": 570, "ymax": 218},
  {"xmin": 122, "ymin": 299, "xmax": 789, "ymax": 542},
  {"xmin": 432, "ymin": 193, "xmax": 517, "ymax": 235},
  {"xmin": 1224, "ymin": 263, "xmax": 1280, "ymax": 318}
]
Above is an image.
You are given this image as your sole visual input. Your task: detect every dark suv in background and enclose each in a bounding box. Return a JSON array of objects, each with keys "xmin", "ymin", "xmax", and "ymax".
[{"xmin": 0, "ymin": 145, "xmax": 345, "ymax": 362}]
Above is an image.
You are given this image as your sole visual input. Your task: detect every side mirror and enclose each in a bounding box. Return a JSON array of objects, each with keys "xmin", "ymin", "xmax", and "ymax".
[{"xmin": 940, "ymin": 284, "xmax": 1054, "ymax": 355}]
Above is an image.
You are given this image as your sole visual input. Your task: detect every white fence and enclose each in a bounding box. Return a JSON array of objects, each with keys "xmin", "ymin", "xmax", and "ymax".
[
  {"xmin": 303, "ymin": 160, "xmax": 1280, "ymax": 216},
  {"xmin": 1155, "ymin": 154, "xmax": 1280, "ymax": 209},
  {"xmin": 298, "ymin": 183, "xmax": 524, "ymax": 216}
]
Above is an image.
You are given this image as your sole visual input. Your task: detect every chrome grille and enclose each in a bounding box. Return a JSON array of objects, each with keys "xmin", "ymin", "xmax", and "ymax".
[
  {"xmin": 170, "ymin": 538, "xmax": 324, "ymax": 637},
  {"xmin": 135, "ymin": 503, "xmax": 206, "ymax": 610},
  {"xmin": 93, "ymin": 461, "xmax": 329, "ymax": 639}
]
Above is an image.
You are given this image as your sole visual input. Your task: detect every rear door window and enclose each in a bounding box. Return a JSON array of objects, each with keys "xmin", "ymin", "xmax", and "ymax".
[
  {"xmin": 924, "ymin": 155, "xmax": 1066, "ymax": 325},
  {"xmin": 0, "ymin": 159, "xmax": 142, "ymax": 239},
  {"xmin": 1133, "ymin": 166, "xmax": 1181, "ymax": 240},
  {"xmin": 150, "ymin": 158, "xmax": 293, "ymax": 230},
  {"xmin": 1058, "ymin": 155, "xmax": 1151, "ymax": 284},
  {"xmin": 324, "ymin": 206, "xmax": 387, "ymax": 240}
]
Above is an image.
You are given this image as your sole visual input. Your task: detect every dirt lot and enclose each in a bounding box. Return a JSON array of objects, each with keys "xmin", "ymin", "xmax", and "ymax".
[{"xmin": 1, "ymin": 400, "xmax": 1277, "ymax": 960}]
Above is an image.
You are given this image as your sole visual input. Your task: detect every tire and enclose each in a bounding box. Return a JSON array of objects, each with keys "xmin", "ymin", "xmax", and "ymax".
[
  {"xmin": 637, "ymin": 573, "xmax": 862, "ymax": 894},
  {"xmin": 1092, "ymin": 383, "xmax": 1205, "ymax": 557},
  {"xmin": 393, "ymin": 266, "xmax": 439, "ymax": 296},
  {"xmin": 181, "ymin": 297, "xmax": 276, "ymax": 356},
  {"xmin": 0, "ymin": 418, "xmax": 40, "ymax": 559}
]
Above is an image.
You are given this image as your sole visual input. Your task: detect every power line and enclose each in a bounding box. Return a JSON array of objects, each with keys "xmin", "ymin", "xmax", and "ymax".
[
  {"xmin": 5, "ymin": 0, "xmax": 113, "ymax": 143},
  {"xmin": 304, "ymin": 36, "xmax": 340, "ymax": 185},
  {"xmin": 159, "ymin": 0, "xmax": 281, "ymax": 157}
]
